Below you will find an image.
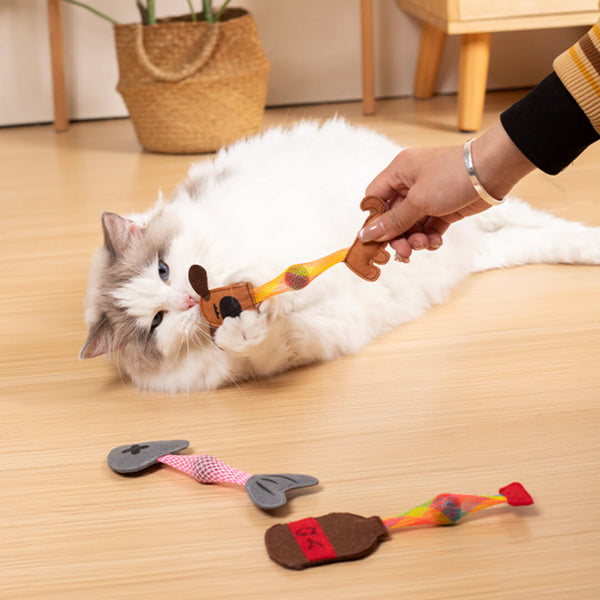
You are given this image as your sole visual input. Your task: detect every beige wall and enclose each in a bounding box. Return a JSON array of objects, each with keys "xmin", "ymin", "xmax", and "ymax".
[{"xmin": 0, "ymin": 0, "xmax": 588, "ymax": 126}]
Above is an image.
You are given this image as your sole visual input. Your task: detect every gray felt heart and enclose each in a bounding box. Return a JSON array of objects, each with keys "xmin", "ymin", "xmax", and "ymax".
[
  {"xmin": 107, "ymin": 440, "xmax": 190, "ymax": 474},
  {"xmin": 245, "ymin": 473, "xmax": 319, "ymax": 510}
]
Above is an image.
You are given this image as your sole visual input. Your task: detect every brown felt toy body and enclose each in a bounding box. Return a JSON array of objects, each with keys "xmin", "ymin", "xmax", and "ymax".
[
  {"xmin": 199, "ymin": 283, "xmax": 256, "ymax": 328},
  {"xmin": 265, "ymin": 512, "xmax": 389, "ymax": 570}
]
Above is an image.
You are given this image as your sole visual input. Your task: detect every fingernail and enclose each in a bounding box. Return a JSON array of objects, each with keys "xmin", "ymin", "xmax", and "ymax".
[
  {"xmin": 394, "ymin": 253, "xmax": 410, "ymax": 264},
  {"xmin": 358, "ymin": 221, "xmax": 385, "ymax": 243},
  {"xmin": 429, "ymin": 239, "xmax": 443, "ymax": 250}
]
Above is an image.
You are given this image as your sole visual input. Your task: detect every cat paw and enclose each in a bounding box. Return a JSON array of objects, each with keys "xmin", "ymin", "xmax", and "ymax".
[
  {"xmin": 568, "ymin": 228, "xmax": 600, "ymax": 265},
  {"xmin": 581, "ymin": 230, "xmax": 600, "ymax": 264},
  {"xmin": 214, "ymin": 310, "xmax": 268, "ymax": 355}
]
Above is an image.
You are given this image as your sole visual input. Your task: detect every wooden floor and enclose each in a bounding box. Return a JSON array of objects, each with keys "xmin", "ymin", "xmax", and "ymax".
[{"xmin": 1, "ymin": 92, "xmax": 599, "ymax": 599}]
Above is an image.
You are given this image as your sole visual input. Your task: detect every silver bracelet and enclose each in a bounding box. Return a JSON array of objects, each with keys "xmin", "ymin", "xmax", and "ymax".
[{"xmin": 463, "ymin": 139, "xmax": 504, "ymax": 206}]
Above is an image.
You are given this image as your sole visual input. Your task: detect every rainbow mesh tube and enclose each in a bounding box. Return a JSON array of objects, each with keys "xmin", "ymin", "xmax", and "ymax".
[
  {"xmin": 252, "ymin": 248, "xmax": 350, "ymax": 305},
  {"xmin": 382, "ymin": 482, "xmax": 533, "ymax": 531}
]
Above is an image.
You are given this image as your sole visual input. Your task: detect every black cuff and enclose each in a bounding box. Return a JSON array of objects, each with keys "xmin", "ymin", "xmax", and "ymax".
[{"xmin": 500, "ymin": 72, "xmax": 599, "ymax": 175}]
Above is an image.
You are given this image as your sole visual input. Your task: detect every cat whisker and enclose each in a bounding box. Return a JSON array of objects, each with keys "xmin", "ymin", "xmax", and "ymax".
[
  {"xmin": 185, "ymin": 336, "xmax": 192, "ymax": 395},
  {"xmin": 190, "ymin": 325, "xmax": 213, "ymax": 348},
  {"xmin": 112, "ymin": 351, "xmax": 129, "ymax": 388}
]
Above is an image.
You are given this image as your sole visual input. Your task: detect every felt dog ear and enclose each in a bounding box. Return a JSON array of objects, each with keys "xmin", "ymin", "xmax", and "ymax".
[
  {"xmin": 102, "ymin": 212, "xmax": 142, "ymax": 261},
  {"xmin": 80, "ymin": 316, "xmax": 116, "ymax": 359},
  {"xmin": 188, "ymin": 265, "xmax": 211, "ymax": 301}
]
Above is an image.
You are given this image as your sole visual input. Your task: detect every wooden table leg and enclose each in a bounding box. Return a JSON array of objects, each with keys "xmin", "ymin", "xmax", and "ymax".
[
  {"xmin": 413, "ymin": 22, "xmax": 447, "ymax": 99},
  {"xmin": 457, "ymin": 32, "xmax": 491, "ymax": 132},
  {"xmin": 360, "ymin": 0, "xmax": 376, "ymax": 115},
  {"xmin": 47, "ymin": 0, "xmax": 69, "ymax": 132}
]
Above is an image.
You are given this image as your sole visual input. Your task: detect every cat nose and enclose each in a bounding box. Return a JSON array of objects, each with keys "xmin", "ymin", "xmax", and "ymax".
[{"xmin": 181, "ymin": 294, "xmax": 198, "ymax": 310}]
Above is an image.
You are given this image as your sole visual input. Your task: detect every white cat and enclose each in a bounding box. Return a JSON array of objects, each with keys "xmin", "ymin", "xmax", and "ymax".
[{"xmin": 81, "ymin": 119, "xmax": 600, "ymax": 392}]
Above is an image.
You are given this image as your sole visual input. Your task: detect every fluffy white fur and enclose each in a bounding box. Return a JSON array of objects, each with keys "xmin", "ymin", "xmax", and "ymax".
[{"xmin": 82, "ymin": 119, "xmax": 600, "ymax": 392}]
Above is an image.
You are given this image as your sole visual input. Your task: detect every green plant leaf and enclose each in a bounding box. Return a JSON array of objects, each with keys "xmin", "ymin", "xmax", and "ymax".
[
  {"xmin": 186, "ymin": 0, "xmax": 198, "ymax": 21},
  {"xmin": 60, "ymin": 0, "xmax": 119, "ymax": 24},
  {"xmin": 147, "ymin": 0, "xmax": 156, "ymax": 24},
  {"xmin": 214, "ymin": 0, "xmax": 232, "ymax": 22},
  {"xmin": 202, "ymin": 0, "xmax": 214, "ymax": 23},
  {"xmin": 136, "ymin": 0, "xmax": 149, "ymax": 25}
]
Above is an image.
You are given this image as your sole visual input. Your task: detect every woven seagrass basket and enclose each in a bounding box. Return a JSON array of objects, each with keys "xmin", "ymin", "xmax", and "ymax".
[{"xmin": 114, "ymin": 9, "xmax": 269, "ymax": 153}]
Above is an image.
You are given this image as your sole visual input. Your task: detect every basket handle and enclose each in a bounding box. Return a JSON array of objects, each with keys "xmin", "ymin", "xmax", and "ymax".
[{"xmin": 133, "ymin": 22, "xmax": 221, "ymax": 83}]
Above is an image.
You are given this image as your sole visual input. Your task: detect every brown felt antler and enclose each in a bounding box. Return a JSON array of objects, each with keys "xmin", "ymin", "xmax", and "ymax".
[{"xmin": 344, "ymin": 196, "xmax": 390, "ymax": 281}]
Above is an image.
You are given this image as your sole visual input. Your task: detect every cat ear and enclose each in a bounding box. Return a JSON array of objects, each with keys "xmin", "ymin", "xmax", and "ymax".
[
  {"xmin": 80, "ymin": 316, "xmax": 115, "ymax": 359},
  {"xmin": 102, "ymin": 212, "xmax": 142, "ymax": 260}
]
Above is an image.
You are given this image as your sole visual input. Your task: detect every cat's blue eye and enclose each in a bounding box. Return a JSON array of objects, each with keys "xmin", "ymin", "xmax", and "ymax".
[
  {"xmin": 158, "ymin": 260, "xmax": 169, "ymax": 282},
  {"xmin": 151, "ymin": 311, "xmax": 164, "ymax": 330}
]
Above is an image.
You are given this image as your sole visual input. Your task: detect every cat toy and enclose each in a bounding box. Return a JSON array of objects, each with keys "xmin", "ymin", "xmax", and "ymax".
[
  {"xmin": 265, "ymin": 482, "xmax": 534, "ymax": 569},
  {"xmin": 107, "ymin": 440, "xmax": 318, "ymax": 510},
  {"xmin": 189, "ymin": 196, "xmax": 390, "ymax": 327}
]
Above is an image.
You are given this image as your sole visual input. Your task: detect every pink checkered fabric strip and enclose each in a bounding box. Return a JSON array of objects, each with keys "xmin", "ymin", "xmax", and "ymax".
[{"xmin": 156, "ymin": 454, "xmax": 252, "ymax": 486}]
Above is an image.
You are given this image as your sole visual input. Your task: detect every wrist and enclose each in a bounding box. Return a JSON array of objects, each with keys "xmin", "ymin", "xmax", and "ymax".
[
  {"xmin": 463, "ymin": 139, "xmax": 504, "ymax": 205},
  {"xmin": 470, "ymin": 123, "xmax": 536, "ymax": 199}
]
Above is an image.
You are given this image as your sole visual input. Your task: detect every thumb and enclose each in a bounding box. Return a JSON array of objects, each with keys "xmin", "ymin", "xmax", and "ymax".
[{"xmin": 358, "ymin": 197, "xmax": 424, "ymax": 243}]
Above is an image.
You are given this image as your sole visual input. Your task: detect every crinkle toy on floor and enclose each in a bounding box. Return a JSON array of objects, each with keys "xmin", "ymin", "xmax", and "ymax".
[
  {"xmin": 107, "ymin": 439, "xmax": 319, "ymax": 510},
  {"xmin": 265, "ymin": 482, "xmax": 534, "ymax": 569}
]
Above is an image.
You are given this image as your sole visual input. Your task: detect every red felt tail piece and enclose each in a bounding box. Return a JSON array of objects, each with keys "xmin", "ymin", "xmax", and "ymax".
[{"xmin": 499, "ymin": 482, "xmax": 534, "ymax": 506}]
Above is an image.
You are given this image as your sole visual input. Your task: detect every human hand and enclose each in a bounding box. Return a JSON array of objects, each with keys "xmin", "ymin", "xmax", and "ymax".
[
  {"xmin": 359, "ymin": 145, "xmax": 491, "ymax": 261},
  {"xmin": 358, "ymin": 124, "xmax": 535, "ymax": 261}
]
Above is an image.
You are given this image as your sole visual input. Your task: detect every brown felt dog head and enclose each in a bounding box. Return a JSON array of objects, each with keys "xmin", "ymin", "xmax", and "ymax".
[{"xmin": 188, "ymin": 264, "xmax": 257, "ymax": 328}]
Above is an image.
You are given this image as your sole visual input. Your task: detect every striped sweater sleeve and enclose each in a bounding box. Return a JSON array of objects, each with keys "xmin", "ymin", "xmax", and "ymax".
[
  {"xmin": 553, "ymin": 16, "xmax": 600, "ymax": 134},
  {"xmin": 500, "ymin": 7, "xmax": 600, "ymax": 174}
]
